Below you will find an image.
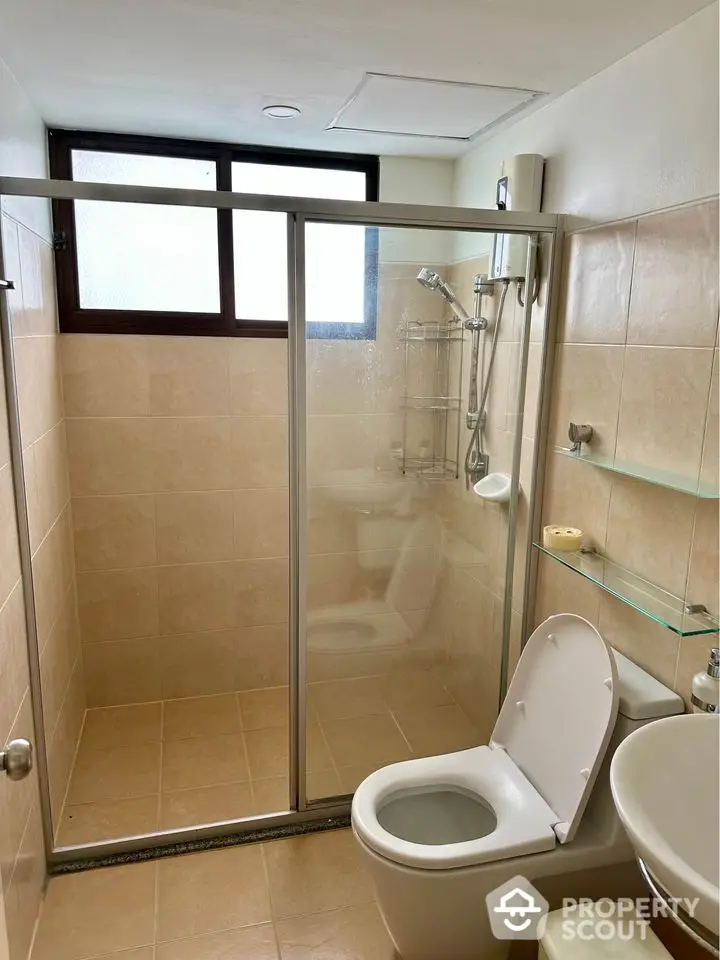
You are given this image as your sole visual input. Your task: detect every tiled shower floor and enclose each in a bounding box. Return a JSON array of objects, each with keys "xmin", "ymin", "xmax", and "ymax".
[{"xmin": 58, "ymin": 670, "xmax": 481, "ymax": 846}]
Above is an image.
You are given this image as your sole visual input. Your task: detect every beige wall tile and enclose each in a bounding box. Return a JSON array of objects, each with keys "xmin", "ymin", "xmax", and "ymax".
[
  {"xmin": 66, "ymin": 418, "xmax": 154, "ymax": 495},
  {"xmin": 307, "ymin": 340, "xmax": 377, "ymax": 415},
  {"xmin": 606, "ymin": 477, "xmax": 696, "ymax": 596},
  {"xmin": 24, "ymin": 421, "xmax": 70, "ymax": 552},
  {"xmin": 0, "ymin": 464, "xmax": 21, "ymax": 605},
  {"xmin": 627, "ymin": 200, "xmax": 719, "ymax": 347},
  {"xmin": 156, "ymin": 491, "xmax": 233, "ymax": 565},
  {"xmin": 234, "ymin": 558, "xmax": 289, "ymax": 626},
  {"xmin": 550, "ymin": 344, "xmax": 625, "ymax": 458},
  {"xmin": 561, "ymin": 222, "xmax": 635, "ymax": 344},
  {"xmin": 19, "ymin": 225, "xmax": 58, "ymax": 337},
  {"xmin": 47, "ymin": 660, "xmax": 85, "ymax": 818},
  {"xmin": 0, "ymin": 585, "xmax": 30, "ymax": 739},
  {"xmin": 598, "ymin": 594, "xmax": 679, "ymax": 688},
  {"xmin": 233, "ymin": 488, "xmax": 289, "ymax": 559},
  {"xmin": 306, "ymin": 415, "xmax": 382, "ymax": 485},
  {"xmin": 157, "ymin": 562, "xmax": 234, "ymax": 635},
  {"xmin": 687, "ymin": 499, "xmax": 719, "ymax": 616},
  {"xmin": 700, "ymin": 349, "xmax": 719, "ymax": 491},
  {"xmin": 13, "ymin": 335, "xmax": 63, "ymax": 445},
  {"xmin": 31, "ymin": 862, "xmax": 157, "ymax": 960},
  {"xmin": 152, "ymin": 418, "xmax": 232, "ymax": 492},
  {"xmin": 148, "ymin": 337, "xmax": 230, "ymax": 416},
  {"xmin": 322, "ymin": 714, "xmax": 411, "ymax": 769},
  {"xmin": 61, "ymin": 334, "xmax": 150, "ymax": 417},
  {"xmin": 229, "ymin": 339, "xmax": 288, "ymax": 416},
  {"xmin": 0, "ymin": 216, "xmax": 24, "ymax": 335},
  {"xmin": 156, "ymin": 846, "xmax": 271, "ymax": 942},
  {"xmin": 231, "ymin": 417, "xmax": 288, "ymax": 488},
  {"xmin": 5, "ymin": 799, "xmax": 45, "ymax": 960},
  {"xmin": 534, "ymin": 554, "xmax": 602, "ymax": 627},
  {"xmin": 83, "ymin": 638, "xmax": 162, "ymax": 707},
  {"xmin": 615, "ymin": 346, "xmax": 713, "ymax": 480},
  {"xmin": 39, "ymin": 586, "xmax": 81, "ymax": 738},
  {"xmin": 159, "ymin": 630, "xmax": 237, "ymax": 699},
  {"xmin": 238, "ymin": 686, "xmax": 288, "ymax": 730},
  {"xmin": 32, "ymin": 506, "xmax": 74, "ymax": 649},
  {"xmin": 78, "ymin": 568, "xmax": 159, "ymax": 642},
  {"xmin": 235, "ymin": 623, "xmax": 288, "ymax": 690},
  {"xmin": 73, "ymin": 494, "xmax": 157, "ymax": 570}
]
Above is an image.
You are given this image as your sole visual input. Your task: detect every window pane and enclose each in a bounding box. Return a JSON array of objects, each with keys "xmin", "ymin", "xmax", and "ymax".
[
  {"xmin": 232, "ymin": 163, "xmax": 366, "ymax": 323},
  {"xmin": 72, "ymin": 150, "xmax": 220, "ymax": 312}
]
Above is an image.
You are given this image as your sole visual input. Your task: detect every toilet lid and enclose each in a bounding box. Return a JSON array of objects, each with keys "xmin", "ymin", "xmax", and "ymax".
[{"xmin": 491, "ymin": 614, "xmax": 619, "ymax": 844}]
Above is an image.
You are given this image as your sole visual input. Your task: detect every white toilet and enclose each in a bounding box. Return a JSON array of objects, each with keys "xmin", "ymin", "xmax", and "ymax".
[{"xmin": 352, "ymin": 613, "xmax": 684, "ymax": 960}]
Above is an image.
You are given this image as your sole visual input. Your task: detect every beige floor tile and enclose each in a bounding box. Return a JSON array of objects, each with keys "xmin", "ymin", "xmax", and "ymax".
[
  {"xmin": 276, "ymin": 903, "xmax": 395, "ymax": 960},
  {"xmin": 67, "ymin": 743, "xmax": 161, "ymax": 804},
  {"xmin": 161, "ymin": 733, "xmax": 248, "ymax": 791},
  {"xmin": 251, "ymin": 777, "xmax": 290, "ymax": 814},
  {"xmin": 263, "ymin": 828, "xmax": 374, "ymax": 920},
  {"xmin": 380, "ymin": 669, "xmax": 453, "ymax": 712},
  {"xmin": 159, "ymin": 782, "xmax": 255, "ymax": 830},
  {"xmin": 308, "ymin": 678, "xmax": 389, "ymax": 721},
  {"xmin": 394, "ymin": 704, "xmax": 479, "ymax": 757},
  {"xmin": 31, "ymin": 862, "xmax": 157, "ymax": 960},
  {"xmin": 321, "ymin": 715, "xmax": 411, "ymax": 769},
  {"xmin": 244, "ymin": 726, "xmax": 289, "ymax": 779},
  {"xmin": 336, "ymin": 762, "xmax": 379, "ymax": 795},
  {"xmin": 163, "ymin": 694, "xmax": 242, "ymax": 740},
  {"xmin": 57, "ymin": 796, "xmax": 159, "ymax": 846},
  {"xmin": 156, "ymin": 846, "xmax": 272, "ymax": 942},
  {"xmin": 90, "ymin": 950, "xmax": 155, "ymax": 960},
  {"xmin": 155, "ymin": 923, "xmax": 279, "ymax": 960},
  {"xmin": 81, "ymin": 703, "xmax": 163, "ymax": 751},
  {"xmin": 245, "ymin": 722, "xmax": 335, "ymax": 781},
  {"xmin": 238, "ymin": 686, "xmax": 289, "ymax": 730},
  {"xmin": 307, "ymin": 769, "xmax": 343, "ymax": 800}
]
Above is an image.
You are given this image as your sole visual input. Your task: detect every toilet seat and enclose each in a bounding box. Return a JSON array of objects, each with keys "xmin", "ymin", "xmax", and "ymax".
[
  {"xmin": 352, "ymin": 614, "xmax": 620, "ymax": 871},
  {"xmin": 352, "ymin": 745, "xmax": 559, "ymax": 869}
]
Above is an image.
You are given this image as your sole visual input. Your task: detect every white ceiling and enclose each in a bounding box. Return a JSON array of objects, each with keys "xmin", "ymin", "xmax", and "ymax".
[{"xmin": 0, "ymin": 0, "xmax": 711, "ymax": 158}]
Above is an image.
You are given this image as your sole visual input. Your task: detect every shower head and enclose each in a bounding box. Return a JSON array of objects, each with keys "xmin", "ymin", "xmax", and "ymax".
[{"xmin": 415, "ymin": 268, "xmax": 470, "ymax": 322}]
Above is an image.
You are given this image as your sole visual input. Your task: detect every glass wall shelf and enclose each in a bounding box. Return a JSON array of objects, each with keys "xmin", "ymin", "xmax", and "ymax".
[
  {"xmin": 555, "ymin": 447, "xmax": 719, "ymax": 499},
  {"xmin": 534, "ymin": 543, "xmax": 720, "ymax": 637}
]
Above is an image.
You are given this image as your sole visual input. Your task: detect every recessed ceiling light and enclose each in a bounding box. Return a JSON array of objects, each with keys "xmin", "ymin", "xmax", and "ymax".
[{"xmin": 263, "ymin": 104, "xmax": 301, "ymax": 119}]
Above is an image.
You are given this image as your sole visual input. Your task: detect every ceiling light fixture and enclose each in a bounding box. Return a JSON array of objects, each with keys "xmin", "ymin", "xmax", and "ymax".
[{"xmin": 262, "ymin": 104, "xmax": 301, "ymax": 119}]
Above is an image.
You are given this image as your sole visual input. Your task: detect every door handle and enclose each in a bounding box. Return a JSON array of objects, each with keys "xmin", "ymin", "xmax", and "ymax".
[
  {"xmin": 0, "ymin": 738, "xmax": 33, "ymax": 781},
  {"xmin": 0, "ymin": 279, "xmax": 15, "ymax": 290}
]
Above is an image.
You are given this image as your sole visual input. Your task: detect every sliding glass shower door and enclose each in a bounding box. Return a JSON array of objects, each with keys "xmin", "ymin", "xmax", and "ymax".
[{"xmin": 297, "ymin": 217, "xmax": 545, "ymax": 806}]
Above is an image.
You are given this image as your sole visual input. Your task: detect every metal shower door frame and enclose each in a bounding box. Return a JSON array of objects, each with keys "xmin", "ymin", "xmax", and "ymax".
[{"xmin": 0, "ymin": 175, "xmax": 562, "ymax": 867}]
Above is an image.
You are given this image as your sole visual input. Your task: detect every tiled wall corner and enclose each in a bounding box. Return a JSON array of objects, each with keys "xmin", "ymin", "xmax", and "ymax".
[{"xmin": 540, "ymin": 197, "xmax": 720, "ymax": 702}]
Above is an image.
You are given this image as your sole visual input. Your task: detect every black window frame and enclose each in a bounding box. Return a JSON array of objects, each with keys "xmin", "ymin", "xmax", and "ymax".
[{"xmin": 48, "ymin": 129, "xmax": 380, "ymax": 339}]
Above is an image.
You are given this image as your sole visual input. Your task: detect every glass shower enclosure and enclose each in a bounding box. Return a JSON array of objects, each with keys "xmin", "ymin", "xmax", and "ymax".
[{"xmin": 0, "ymin": 173, "xmax": 562, "ymax": 865}]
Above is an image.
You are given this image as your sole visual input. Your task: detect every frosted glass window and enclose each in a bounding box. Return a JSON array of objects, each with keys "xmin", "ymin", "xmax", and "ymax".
[
  {"xmin": 232, "ymin": 163, "xmax": 367, "ymax": 325},
  {"xmin": 72, "ymin": 151, "xmax": 220, "ymax": 312}
]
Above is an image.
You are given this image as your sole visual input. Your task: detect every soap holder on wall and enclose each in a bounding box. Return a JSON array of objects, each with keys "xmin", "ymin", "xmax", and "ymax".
[{"xmin": 473, "ymin": 473, "xmax": 516, "ymax": 503}]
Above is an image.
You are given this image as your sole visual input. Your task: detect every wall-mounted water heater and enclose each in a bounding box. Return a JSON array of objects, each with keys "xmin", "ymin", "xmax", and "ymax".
[{"xmin": 491, "ymin": 154, "xmax": 545, "ymax": 280}]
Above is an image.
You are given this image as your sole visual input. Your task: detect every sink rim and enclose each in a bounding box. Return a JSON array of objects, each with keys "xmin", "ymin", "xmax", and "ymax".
[{"xmin": 610, "ymin": 713, "xmax": 719, "ymax": 935}]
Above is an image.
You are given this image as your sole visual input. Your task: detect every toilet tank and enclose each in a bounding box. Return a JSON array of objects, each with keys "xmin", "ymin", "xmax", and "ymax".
[{"xmin": 583, "ymin": 649, "xmax": 684, "ymax": 844}]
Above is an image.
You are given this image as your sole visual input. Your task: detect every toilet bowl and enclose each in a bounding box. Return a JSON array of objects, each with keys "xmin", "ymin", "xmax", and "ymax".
[{"xmin": 351, "ymin": 613, "xmax": 685, "ymax": 960}]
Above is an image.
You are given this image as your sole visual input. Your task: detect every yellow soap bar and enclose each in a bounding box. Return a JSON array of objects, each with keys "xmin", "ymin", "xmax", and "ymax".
[{"xmin": 543, "ymin": 525, "xmax": 583, "ymax": 552}]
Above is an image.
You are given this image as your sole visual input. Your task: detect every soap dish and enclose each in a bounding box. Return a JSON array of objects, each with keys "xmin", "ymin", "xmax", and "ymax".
[{"xmin": 473, "ymin": 473, "xmax": 516, "ymax": 503}]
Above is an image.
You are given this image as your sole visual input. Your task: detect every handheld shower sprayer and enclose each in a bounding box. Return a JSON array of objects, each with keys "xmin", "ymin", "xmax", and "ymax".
[{"xmin": 415, "ymin": 268, "xmax": 470, "ymax": 323}]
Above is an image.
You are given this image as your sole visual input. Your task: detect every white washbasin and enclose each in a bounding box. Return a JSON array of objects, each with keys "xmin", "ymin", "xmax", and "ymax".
[{"xmin": 610, "ymin": 713, "xmax": 720, "ymax": 937}]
